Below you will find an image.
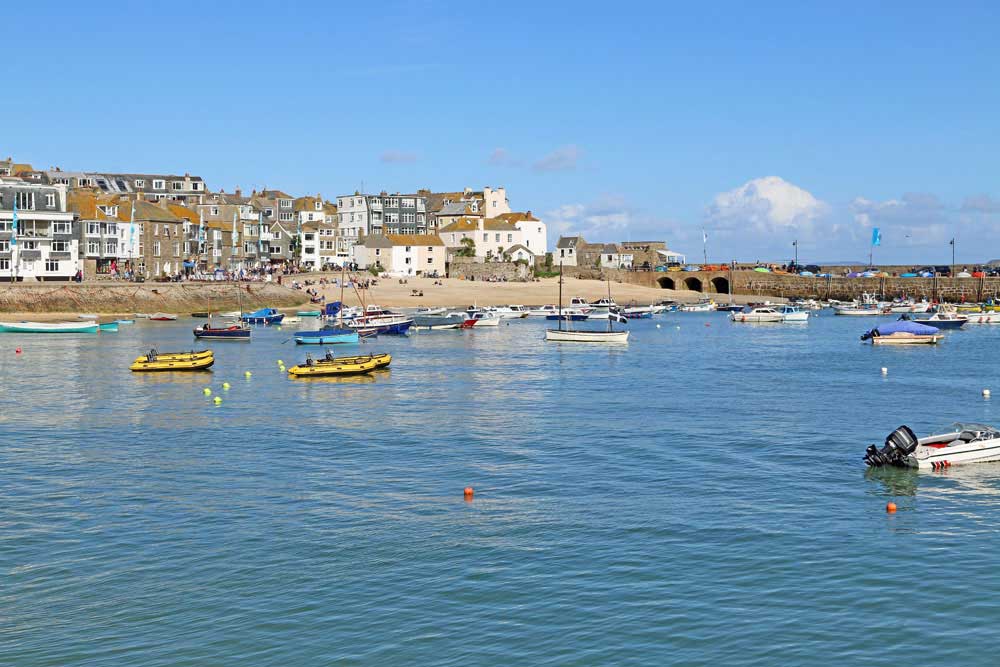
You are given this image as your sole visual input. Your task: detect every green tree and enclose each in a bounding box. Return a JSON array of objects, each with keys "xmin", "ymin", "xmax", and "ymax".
[{"xmin": 457, "ymin": 237, "xmax": 476, "ymax": 258}]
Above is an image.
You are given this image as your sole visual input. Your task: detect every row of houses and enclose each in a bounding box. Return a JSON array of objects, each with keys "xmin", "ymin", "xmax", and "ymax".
[
  {"xmin": 554, "ymin": 237, "xmax": 686, "ymax": 269},
  {"xmin": 0, "ymin": 156, "xmax": 677, "ymax": 281}
]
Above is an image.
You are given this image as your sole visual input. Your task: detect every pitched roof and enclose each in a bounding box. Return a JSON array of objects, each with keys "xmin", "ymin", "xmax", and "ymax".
[
  {"xmin": 166, "ymin": 204, "xmax": 199, "ymax": 225},
  {"xmin": 438, "ymin": 201, "xmax": 480, "ymax": 216},
  {"xmin": 386, "ymin": 234, "xmax": 444, "ymax": 246},
  {"xmin": 557, "ymin": 235, "xmax": 585, "ymax": 249},
  {"xmin": 505, "ymin": 243, "xmax": 535, "ymax": 255},
  {"xmin": 293, "ymin": 195, "xmax": 323, "ymax": 212},
  {"xmin": 438, "ymin": 217, "xmax": 480, "ymax": 233},
  {"xmin": 360, "ymin": 234, "xmax": 393, "ymax": 248},
  {"xmin": 496, "ymin": 211, "xmax": 539, "ymax": 223}
]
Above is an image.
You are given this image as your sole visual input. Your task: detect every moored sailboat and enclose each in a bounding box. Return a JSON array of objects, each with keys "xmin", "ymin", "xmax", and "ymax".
[{"xmin": 545, "ymin": 266, "xmax": 629, "ymax": 343}]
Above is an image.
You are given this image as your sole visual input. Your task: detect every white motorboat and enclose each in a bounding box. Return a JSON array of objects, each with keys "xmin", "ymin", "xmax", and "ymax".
[
  {"xmin": 569, "ymin": 297, "xmax": 594, "ymax": 310},
  {"xmin": 679, "ymin": 298, "xmax": 716, "ymax": 312},
  {"xmin": 834, "ymin": 292, "xmax": 886, "ymax": 316},
  {"xmin": 413, "ymin": 312, "xmax": 466, "ymax": 329},
  {"xmin": 966, "ymin": 312, "xmax": 1000, "ymax": 324},
  {"xmin": 730, "ymin": 306, "xmax": 783, "ymax": 323},
  {"xmin": 415, "ymin": 307, "xmax": 448, "ymax": 316},
  {"xmin": 865, "ymin": 423, "xmax": 1000, "ymax": 470},
  {"xmin": 527, "ymin": 305, "xmax": 559, "ymax": 317},
  {"xmin": 487, "ymin": 305, "xmax": 530, "ymax": 319},
  {"xmin": 778, "ymin": 305, "xmax": 809, "ymax": 322},
  {"xmin": 889, "ymin": 300, "xmax": 931, "ymax": 313},
  {"xmin": 463, "ymin": 310, "xmax": 500, "ymax": 327}
]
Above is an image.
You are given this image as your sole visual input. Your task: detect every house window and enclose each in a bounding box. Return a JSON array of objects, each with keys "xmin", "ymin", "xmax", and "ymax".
[
  {"xmin": 507, "ymin": 234, "xmax": 513, "ymax": 242},
  {"xmin": 315, "ymin": 201, "xmax": 322, "ymax": 210},
  {"xmin": 427, "ymin": 258, "xmax": 433, "ymax": 264},
  {"xmin": 375, "ymin": 249, "xmax": 380, "ymax": 256},
  {"xmin": 280, "ymin": 199, "xmax": 292, "ymax": 208},
  {"xmin": 21, "ymin": 241, "xmax": 38, "ymax": 250},
  {"xmin": 16, "ymin": 192, "xmax": 34, "ymax": 210},
  {"xmin": 265, "ymin": 208, "xmax": 273, "ymax": 216},
  {"xmin": 427, "ymin": 246, "xmax": 433, "ymax": 251},
  {"xmin": 405, "ymin": 257, "xmax": 411, "ymax": 264},
  {"xmin": 53, "ymin": 222, "xmax": 71, "ymax": 234},
  {"xmin": 135, "ymin": 179, "xmax": 145, "ymax": 188},
  {"xmin": 153, "ymin": 241, "xmax": 161, "ymax": 256},
  {"xmin": 45, "ymin": 193, "xmax": 56, "ymax": 208},
  {"xmin": 153, "ymin": 179, "xmax": 165, "ymax": 189},
  {"xmin": 495, "ymin": 234, "xmax": 500, "ymax": 242},
  {"xmin": 105, "ymin": 241, "xmax": 117, "ymax": 254},
  {"xmin": 0, "ymin": 240, "xmax": 8, "ymax": 252},
  {"xmin": 211, "ymin": 207, "xmax": 219, "ymax": 216},
  {"xmin": 87, "ymin": 223, "xmax": 101, "ymax": 236},
  {"xmin": 192, "ymin": 182, "xmax": 202, "ymax": 191},
  {"xmin": 483, "ymin": 233, "xmax": 488, "ymax": 241},
  {"xmin": 280, "ymin": 212, "xmax": 293, "ymax": 221},
  {"xmin": 0, "ymin": 259, "xmax": 9, "ymax": 271},
  {"xmin": 51, "ymin": 241, "xmax": 69, "ymax": 252},
  {"xmin": 45, "ymin": 259, "xmax": 60, "ymax": 272}
]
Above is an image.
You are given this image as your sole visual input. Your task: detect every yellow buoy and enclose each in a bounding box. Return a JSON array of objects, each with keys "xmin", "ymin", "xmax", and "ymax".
[
  {"xmin": 222, "ymin": 382, "xmax": 231, "ymax": 390},
  {"xmin": 213, "ymin": 396, "xmax": 222, "ymax": 405},
  {"xmin": 203, "ymin": 387, "xmax": 212, "ymax": 396},
  {"xmin": 245, "ymin": 371, "xmax": 252, "ymax": 378},
  {"xmin": 277, "ymin": 360, "xmax": 284, "ymax": 366}
]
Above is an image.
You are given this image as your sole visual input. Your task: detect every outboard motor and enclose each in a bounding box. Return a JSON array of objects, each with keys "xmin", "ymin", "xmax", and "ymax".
[{"xmin": 864, "ymin": 425, "xmax": 919, "ymax": 466}]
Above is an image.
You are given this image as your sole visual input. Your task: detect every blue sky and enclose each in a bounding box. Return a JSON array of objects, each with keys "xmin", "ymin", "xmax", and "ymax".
[{"xmin": 2, "ymin": 1, "xmax": 999, "ymax": 263}]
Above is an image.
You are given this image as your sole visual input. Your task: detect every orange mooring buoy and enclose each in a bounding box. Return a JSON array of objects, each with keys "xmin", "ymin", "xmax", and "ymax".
[
  {"xmin": 464, "ymin": 487, "xmax": 474, "ymax": 501},
  {"xmin": 886, "ymin": 502, "xmax": 897, "ymax": 513}
]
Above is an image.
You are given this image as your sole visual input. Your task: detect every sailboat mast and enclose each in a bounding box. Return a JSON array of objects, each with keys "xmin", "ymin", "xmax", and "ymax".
[
  {"xmin": 558, "ymin": 262, "xmax": 564, "ymax": 332},
  {"xmin": 338, "ymin": 263, "xmax": 346, "ymax": 327},
  {"xmin": 607, "ymin": 277, "xmax": 613, "ymax": 332}
]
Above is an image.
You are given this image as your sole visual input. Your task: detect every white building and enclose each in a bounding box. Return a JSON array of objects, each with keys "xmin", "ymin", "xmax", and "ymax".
[
  {"xmin": 0, "ymin": 179, "xmax": 80, "ymax": 281},
  {"xmin": 438, "ymin": 212, "xmax": 547, "ymax": 262},
  {"xmin": 336, "ymin": 191, "xmax": 428, "ymax": 252}
]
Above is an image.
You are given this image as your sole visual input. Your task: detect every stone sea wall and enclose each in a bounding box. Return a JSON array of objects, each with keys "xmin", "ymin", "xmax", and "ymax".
[
  {"xmin": 0, "ymin": 282, "xmax": 310, "ymax": 313},
  {"xmin": 448, "ymin": 259, "xmax": 530, "ymax": 281}
]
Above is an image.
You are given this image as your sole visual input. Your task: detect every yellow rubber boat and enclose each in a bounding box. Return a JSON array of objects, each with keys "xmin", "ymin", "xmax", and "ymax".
[
  {"xmin": 132, "ymin": 349, "xmax": 213, "ymax": 364},
  {"xmin": 315, "ymin": 352, "xmax": 391, "ymax": 369},
  {"xmin": 287, "ymin": 357, "xmax": 378, "ymax": 377},
  {"xmin": 130, "ymin": 354, "xmax": 215, "ymax": 372}
]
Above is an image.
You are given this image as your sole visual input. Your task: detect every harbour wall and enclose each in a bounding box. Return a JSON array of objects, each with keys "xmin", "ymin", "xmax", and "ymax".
[
  {"xmin": 0, "ymin": 282, "xmax": 310, "ymax": 313},
  {"xmin": 617, "ymin": 270, "xmax": 1000, "ymax": 302}
]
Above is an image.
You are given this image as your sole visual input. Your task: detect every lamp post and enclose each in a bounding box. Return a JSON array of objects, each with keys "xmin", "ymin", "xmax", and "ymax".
[
  {"xmin": 793, "ymin": 239, "xmax": 798, "ymax": 267},
  {"xmin": 950, "ymin": 238, "xmax": 956, "ymax": 277}
]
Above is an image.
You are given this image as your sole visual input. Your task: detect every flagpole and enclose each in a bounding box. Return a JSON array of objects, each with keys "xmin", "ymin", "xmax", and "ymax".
[{"xmin": 702, "ymin": 228, "xmax": 708, "ymax": 265}]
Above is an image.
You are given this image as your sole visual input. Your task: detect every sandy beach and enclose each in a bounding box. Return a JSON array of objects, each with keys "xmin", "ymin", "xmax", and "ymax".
[{"xmin": 312, "ymin": 276, "xmax": 767, "ymax": 309}]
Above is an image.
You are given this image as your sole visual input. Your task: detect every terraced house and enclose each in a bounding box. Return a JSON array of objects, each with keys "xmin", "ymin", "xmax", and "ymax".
[
  {"xmin": 196, "ymin": 189, "xmax": 265, "ymax": 270},
  {"xmin": 421, "ymin": 186, "xmax": 510, "ymax": 233},
  {"xmin": 68, "ymin": 190, "xmax": 126, "ymax": 276},
  {"xmin": 41, "ymin": 169, "xmax": 207, "ymax": 204},
  {"xmin": 336, "ymin": 191, "xmax": 428, "ymax": 251},
  {"xmin": 0, "ymin": 178, "xmax": 78, "ymax": 281}
]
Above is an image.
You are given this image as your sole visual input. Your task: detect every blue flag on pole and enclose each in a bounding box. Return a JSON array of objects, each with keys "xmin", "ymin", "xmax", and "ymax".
[{"xmin": 871, "ymin": 227, "xmax": 881, "ymax": 247}]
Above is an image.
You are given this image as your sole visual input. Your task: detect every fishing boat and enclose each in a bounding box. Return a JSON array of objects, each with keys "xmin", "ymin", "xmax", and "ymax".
[
  {"xmin": 194, "ymin": 323, "xmax": 252, "ymax": 340},
  {"xmin": 730, "ymin": 306, "xmax": 783, "ymax": 323},
  {"xmin": 909, "ymin": 312, "xmax": 967, "ymax": 329},
  {"xmin": 463, "ymin": 310, "xmax": 501, "ymax": 327},
  {"xmin": 413, "ymin": 312, "xmax": 466, "ymax": 330},
  {"xmin": 860, "ymin": 320, "xmax": 942, "ymax": 345},
  {"xmin": 778, "ymin": 305, "xmax": 810, "ymax": 322},
  {"xmin": 679, "ymin": 298, "xmax": 716, "ymax": 312},
  {"xmin": 834, "ymin": 293, "xmax": 885, "ymax": 316},
  {"xmin": 241, "ymin": 308, "xmax": 285, "ymax": 324},
  {"xmin": 0, "ymin": 321, "xmax": 99, "ymax": 333},
  {"xmin": 294, "ymin": 325, "xmax": 359, "ymax": 345},
  {"xmin": 546, "ymin": 265, "xmax": 629, "ymax": 343},
  {"xmin": 149, "ymin": 313, "xmax": 178, "ymax": 321},
  {"xmin": 129, "ymin": 349, "xmax": 215, "ymax": 372},
  {"xmin": 864, "ymin": 423, "xmax": 1000, "ymax": 469}
]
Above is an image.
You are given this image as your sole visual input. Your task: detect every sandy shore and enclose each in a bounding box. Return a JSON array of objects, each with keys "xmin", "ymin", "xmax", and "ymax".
[{"xmin": 312, "ymin": 276, "xmax": 770, "ymax": 309}]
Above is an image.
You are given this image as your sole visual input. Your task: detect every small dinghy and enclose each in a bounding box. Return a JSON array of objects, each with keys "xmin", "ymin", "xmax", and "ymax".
[
  {"xmin": 294, "ymin": 325, "xmax": 359, "ymax": 345},
  {"xmin": 0, "ymin": 321, "xmax": 99, "ymax": 333},
  {"xmin": 194, "ymin": 323, "xmax": 251, "ymax": 340},
  {"xmin": 287, "ymin": 352, "xmax": 390, "ymax": 377},
  {"xmin": 130, "ymin": 348, "xmax": 214, "ymax": 372},
  {"xmin": 865, "ymin": 423, "xmax": 1000, "ymax": 469},
  {"xmin": 149, "ymin": 313, "xmax": 178, "ymax": 321},
  {"xmin": 861, "ymin": 320, "xmax": 942, "ymax": 345}
]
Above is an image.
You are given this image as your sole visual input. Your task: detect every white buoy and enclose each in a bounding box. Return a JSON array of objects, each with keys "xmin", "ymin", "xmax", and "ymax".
[
  {"xmin": 656, "ymin": 324, "xmax": 661, "ymax": 329},
  {"xmin": 984, "ymin": 389, "xmax": 991, "ymax": 398},
  {"xmin": 881, "ymin": 367, "xmax": 888, "ymax": 375}
]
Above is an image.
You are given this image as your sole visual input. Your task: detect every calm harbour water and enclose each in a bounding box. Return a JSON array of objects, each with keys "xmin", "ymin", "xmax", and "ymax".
[{"xmin": 3, "ymin": 311, "xmax": 1000, "ymax": 665}]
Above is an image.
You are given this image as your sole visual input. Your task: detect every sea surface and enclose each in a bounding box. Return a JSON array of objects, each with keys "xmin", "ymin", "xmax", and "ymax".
[{"xmin": 3, "ymin": 310, "xmax": 1000, "ymax": 665}]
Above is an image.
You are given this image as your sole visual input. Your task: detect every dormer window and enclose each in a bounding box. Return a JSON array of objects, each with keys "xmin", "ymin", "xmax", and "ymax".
[
  {"xmin": 153, "ymin": 179, "xmax": 165, "ymax": 189},
  {"xmin": 135, "ymin": 179, "xmax": 145, "ymax": 188},
  {"xmin": 316, "ymin": 201, "xmax": 322, "ymax": 210}
]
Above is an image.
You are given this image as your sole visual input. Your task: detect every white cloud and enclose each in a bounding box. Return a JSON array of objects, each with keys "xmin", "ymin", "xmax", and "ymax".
[
  {"xmin": 705, "ymin": 176, "xmax": 829, "ymax": 233},
  {"xmin": 546, "ymin": 195, "xmax": 680, "ymax": 242},
  {"xmin": 487, "ymin": 148, "xmax": 520, "ymax": 167},
  {"xmin": 379, "ymin": 150, "xmax": 417, "ymax": 164},
  {"xmin": 533, "ymin": 145, "xmax": 582, "ymax": 172}
]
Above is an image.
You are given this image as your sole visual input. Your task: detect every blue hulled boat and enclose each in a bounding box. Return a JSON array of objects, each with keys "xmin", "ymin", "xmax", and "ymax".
[
  {"xmin": 241, "ymin": 308, "xmax": 285, "ymax": 324},
  {"xmin": 294, "ymin": 325, "xmax": 359, "ymax": 345}
]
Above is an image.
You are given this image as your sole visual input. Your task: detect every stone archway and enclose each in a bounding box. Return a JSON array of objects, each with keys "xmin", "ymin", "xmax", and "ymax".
[
  {"xmin": 657, "ymin": 276, "xmax": 676, "ymax": 290},
  {"xmin": 711, "ymin": 276, "xmax": 730, "ymax": 294},
  {"xmin": 684, "ymin": 276, "xmax": 703, "ymax": 292}
]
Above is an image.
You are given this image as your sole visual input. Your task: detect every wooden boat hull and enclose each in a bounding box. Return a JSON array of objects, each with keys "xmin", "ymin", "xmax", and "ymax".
[
  {"xmin": 287, "ymin": 358, "xmax": 378, "ymax": 377},
  {"xmin": 130, "ymin": 355, "xmax": 215, "ymax": 371},
  {"xmin": 0, "ymin": 321, "xmax": 99, "ymax": 333},
  {"xmin": 545, "ymin": 329, "xmax": 630, "ymax": 343}
]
